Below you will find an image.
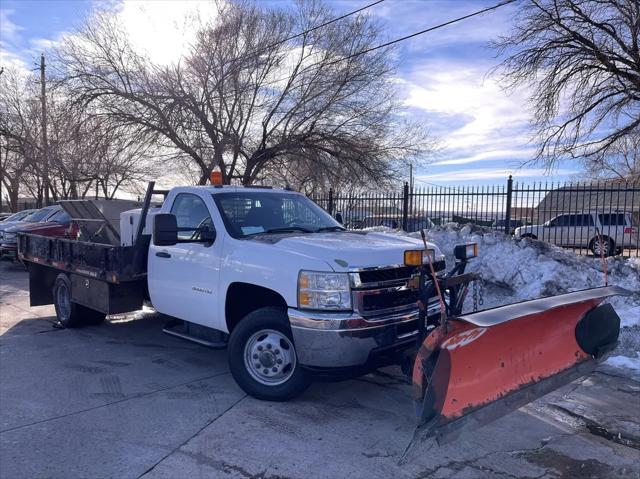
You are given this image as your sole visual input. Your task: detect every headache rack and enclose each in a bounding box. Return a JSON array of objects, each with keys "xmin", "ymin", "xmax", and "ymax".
[{"xmin": 17, "ymin": 182, "xmax": 166, "ymax": 315}]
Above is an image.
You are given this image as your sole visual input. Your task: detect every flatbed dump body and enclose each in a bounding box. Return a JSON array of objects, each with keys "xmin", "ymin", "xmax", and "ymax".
[
  {"xmin": 18, "ymin": 233, "xmax": 150, "ymax": 315},
  {"xmin": 18, "ymin": 233, "xmax": 148, "ymax": 282}
]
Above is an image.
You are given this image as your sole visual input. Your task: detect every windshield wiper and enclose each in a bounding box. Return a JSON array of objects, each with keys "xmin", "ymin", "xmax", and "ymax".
[
  {"xmin": 315, "ymin": 226, "xmax": 346, "ymax": 232},
  {"xmin": 245, "ymin": 227, "xmax": 315, "ymax": 237}
]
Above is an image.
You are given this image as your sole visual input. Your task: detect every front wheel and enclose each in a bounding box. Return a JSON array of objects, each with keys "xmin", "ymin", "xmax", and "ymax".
[{"xmin": 228, "ymin": 307, "xmax": 310, "ymax": 401}]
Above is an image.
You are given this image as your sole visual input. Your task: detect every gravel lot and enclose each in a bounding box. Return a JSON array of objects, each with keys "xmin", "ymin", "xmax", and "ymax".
[{"xmin": 1, "ymin": 259, "xmax": 639, "ymax": 479}]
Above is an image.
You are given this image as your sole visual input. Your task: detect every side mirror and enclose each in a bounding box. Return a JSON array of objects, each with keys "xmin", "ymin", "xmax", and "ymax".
[
  {"xmin": 153, "ymin": 214, "xmax": 178, "ymax": 246},
  {"xmin": 334, "ymin": 212, "xmax": 343, "ymax": 224}
]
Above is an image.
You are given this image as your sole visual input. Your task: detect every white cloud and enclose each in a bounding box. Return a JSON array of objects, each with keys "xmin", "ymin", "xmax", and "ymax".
[
  {"xmin": 0, "ymin": 9, "xmax": 29, "ymax": 71},
  {"xmin": 0, "ymin": 9, "xmax": 23, "ymax": 43},
  {"xmin": 372, "ymin": 0, "xmax": 516, "ymax": 52},
  {"xmin": 115, "ymin": 0, "xmax": 219, "ymax": 65},
  {"xmin": 431, "ymin": 147, "xmax": 537, "ymax": 166},
  {"xmin": 1, "ymin": 1, "xmax": 220, "ymax": 73},
  {"xmin": 404, "ymin": 61, "xmax": 531, "ymax": 149},
  {"xmin": 416, "ymin": 167, "xmax": 578, "ymax": 183}
]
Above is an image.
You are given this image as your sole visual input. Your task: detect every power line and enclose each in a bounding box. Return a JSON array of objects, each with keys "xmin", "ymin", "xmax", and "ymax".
[
  {"xmin": 220, "ymin": 0, "xmax": 517, "ymax": 93},
  {"xmin": 252, "ymin": 0, "xmax": 386, "ymax": 58},
  {"xmin": 321, "ymin": 0, "xmax": 518, "ymax": 69},
  {"xmin": 214, "ymin": 0, "xmax": 386, "ymax": 84}
]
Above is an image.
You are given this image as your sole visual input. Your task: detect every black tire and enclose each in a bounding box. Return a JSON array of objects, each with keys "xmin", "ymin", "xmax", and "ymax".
[
  {"xmin": 228, "ymin": 307, "xmax": 310, "ymax": 401},
  {"xmin": 589, "ymin": 236, "xmax": 614, "ymax": 257},
  {"xmin": 52, "ymin": 274, "xmax": 106, "ymax": 328}
]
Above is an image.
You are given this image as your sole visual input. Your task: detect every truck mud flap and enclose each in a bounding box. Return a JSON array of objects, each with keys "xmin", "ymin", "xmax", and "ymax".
[{"xmin": 412, "ymin": 286, "xmax": 627, "ymax": 444}]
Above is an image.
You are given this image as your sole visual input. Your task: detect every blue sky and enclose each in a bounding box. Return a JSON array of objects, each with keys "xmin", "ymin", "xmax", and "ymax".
[{"xmin": 0, "ymin": 0, "xmax": 580, "ymax": 187}]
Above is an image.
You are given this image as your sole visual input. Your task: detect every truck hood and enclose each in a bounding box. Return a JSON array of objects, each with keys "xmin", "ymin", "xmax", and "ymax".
[{"xmin": 261, "ymin": 231, "xmax": 443, "ymax": 271}]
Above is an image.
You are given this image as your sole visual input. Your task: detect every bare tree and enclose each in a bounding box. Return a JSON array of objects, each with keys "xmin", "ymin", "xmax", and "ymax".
[
  {"xmin": 0, "ymin": 70, "xmax": 43, "ymax": 209},
  {"xmin": 58, "ymin": 0, "xmax": 433, "ymax": 187},
  {"xmin": 0, "ymin": 67, "xmax": 155, "ymax": 209},
  {"xmin": 493, "ymin": 0, "xmax": 640, "ymax": 177},
  {"xmin": 584, "ymin": 133, "xmax": 639, "ymax": 180}
]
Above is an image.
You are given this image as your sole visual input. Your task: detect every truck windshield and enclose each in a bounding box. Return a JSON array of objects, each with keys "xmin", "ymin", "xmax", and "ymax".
[{"xmin": 213, "ymin": 191, "xmax": 343, "ymax": 238}]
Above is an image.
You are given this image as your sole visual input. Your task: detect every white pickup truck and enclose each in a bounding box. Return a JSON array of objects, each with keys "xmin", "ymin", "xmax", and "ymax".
[{"xmin": 18, "ymin": 184, "xmax": 445, "ymax": 400}]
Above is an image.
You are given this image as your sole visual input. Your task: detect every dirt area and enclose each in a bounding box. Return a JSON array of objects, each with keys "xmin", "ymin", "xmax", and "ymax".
[{"xmin": 1, "ymin": 259, "xmax": 639, "ymax": 479}]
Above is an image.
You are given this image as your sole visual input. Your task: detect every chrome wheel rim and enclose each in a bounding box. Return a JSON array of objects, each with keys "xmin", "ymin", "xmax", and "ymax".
[
  {"xmin": 594, "ymin": 240, "xmax": 609, "ymax": 256},
  {"xmin": 56, "ymin": 282, "xmax": 71, "ymax": 322},
  {"xmin": 244, "ymin": 329, "xmax": 296, "ymax": 386}
]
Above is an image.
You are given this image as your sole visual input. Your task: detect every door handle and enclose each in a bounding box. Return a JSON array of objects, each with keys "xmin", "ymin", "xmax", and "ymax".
[{"xmin": 155, "ymin": 251, "xmax": 171, "ymax": 258}]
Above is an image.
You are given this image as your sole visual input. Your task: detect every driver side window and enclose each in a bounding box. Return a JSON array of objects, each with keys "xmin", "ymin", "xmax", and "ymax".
[
  {"xmin": 549, "ymin": 215, "xmax": 566, "ymax": 227},
  {"xmin": 170, "ymin": 194, "xmax": 213, "ymax": 241},
  {"xmin": 282, "ymin": 198, "xmax": 324, "ymax": 227}
]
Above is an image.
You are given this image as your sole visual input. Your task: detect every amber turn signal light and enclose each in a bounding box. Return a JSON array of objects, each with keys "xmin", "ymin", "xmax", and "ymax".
[{"xmin": 404, "ymin": 249, "xmax": 435, "ymax": 266}]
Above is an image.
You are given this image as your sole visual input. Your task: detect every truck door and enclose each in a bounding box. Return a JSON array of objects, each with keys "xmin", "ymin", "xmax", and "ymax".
[{"xmin": 148, "ymin": 193, "xmax": 222, "ymax": 328}]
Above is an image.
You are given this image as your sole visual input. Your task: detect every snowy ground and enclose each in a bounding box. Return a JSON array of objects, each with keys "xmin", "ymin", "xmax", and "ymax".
[{"xmin": 368, "ymin": 224, "xmax": 640, "ymax": 373}]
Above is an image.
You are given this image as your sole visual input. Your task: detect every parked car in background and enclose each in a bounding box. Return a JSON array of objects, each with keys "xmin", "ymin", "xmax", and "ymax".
[
  {"xmin": 514, "ymin": 212, "xmax": 638, "ymax": 256},
  {"xmin": 406, "ymin": 216, "xmax": 435, "ymax": 233},
  {"xmin": 358, "ymin": 215, "xmax": 435, "ymax": 232},
  {"xmin": 0, "ymin": 206, "xmax": 77, "ymax": 257},
  {"xmin": 360, "ymin": 215, "xmax": 400, "ymax": 229},
  {"xmin": 493, "ymin": 218, "xmax": 524, "ymax": 235},
  {"xmin": 0, "ymin": 208, "xmax": 41, "ymax": 241},
  {"xmin": 0, "ymin": 209, "xmax": 36, "ymax": 226}
]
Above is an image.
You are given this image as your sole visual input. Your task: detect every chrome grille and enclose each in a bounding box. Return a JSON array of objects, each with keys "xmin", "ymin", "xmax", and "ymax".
[
  {"xmin": 352, "ymin": 264, "xmax": 444, "ymax": 319},
  {"xmin": 357, "ymin": 261, "xmax": 445, "ymax": 286}
]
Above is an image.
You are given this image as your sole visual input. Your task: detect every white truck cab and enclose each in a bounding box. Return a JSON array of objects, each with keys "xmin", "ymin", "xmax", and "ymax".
[{"xmin": 147, "ymin": 185, "xmax": 444, "ymax": 399}]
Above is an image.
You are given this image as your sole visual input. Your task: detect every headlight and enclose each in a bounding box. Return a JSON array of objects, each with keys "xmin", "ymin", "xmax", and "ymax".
[
  {"xmin": 3, "ymin": 232, "xmax": 16, "ymax": 241},
  {"xmin": 298, "ymin": 271, "xmax": 351, "ymax": 310}
]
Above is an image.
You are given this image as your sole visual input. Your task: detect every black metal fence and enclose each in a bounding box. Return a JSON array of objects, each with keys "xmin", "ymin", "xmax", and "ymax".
[{"xmin": 311, "ymin": 177, "xmax": 640, "ymax": 258}]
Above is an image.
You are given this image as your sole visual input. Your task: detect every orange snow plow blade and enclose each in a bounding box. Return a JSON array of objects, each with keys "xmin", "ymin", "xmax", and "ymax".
[{"xmin": 413, "ymin": 286, "xmax": 628, "ymax": 444}]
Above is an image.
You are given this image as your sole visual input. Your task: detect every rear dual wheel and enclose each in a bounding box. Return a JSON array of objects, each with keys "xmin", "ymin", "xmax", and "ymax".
[{"xmin": 53, "ymin": 274, "xmax": 106, "ymax": 328}]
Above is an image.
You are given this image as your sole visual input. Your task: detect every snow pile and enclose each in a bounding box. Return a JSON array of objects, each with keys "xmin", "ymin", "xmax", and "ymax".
[
  {"xmin": 420, "ymin": 224, "xmax": 640, "ymax": 328},
  {"xmin": 606, "ymin": 354, "xmax": 640, "ymax": 373},
  {"xmin": 365, "ymin": 224, "xmax": 640, "ymax": 367}
]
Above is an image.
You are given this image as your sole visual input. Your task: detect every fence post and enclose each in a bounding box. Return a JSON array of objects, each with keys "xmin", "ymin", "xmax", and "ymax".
[
  {"xmin": 505, "ymin": 175, "xmax": 513, "ymax": 235},
  {"xmin": 402, "ymin": 182, "xmax": 409, "ymax": 231},
  {"xmin": 328, "ymin": 188, "xmax": 334, "ymax": 215}
]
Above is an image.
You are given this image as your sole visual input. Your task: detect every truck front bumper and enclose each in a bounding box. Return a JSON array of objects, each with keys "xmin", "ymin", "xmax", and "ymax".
[{"xmin": 289, "ymin": 302, "xmax": 440, "ymax": 368}]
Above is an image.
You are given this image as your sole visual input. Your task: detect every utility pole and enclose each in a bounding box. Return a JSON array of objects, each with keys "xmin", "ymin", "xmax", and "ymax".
[
  {"xmin": 408, "ymin": 163, "xmax": 414, "ymax": 217},
  {"xmin": 409, "ymin": 163, "xmax": 414, "ymax": 191},
  {"xmin": 0, "ymin": 136, "xmax": 3, "ymax": 213},
  {"xmin": 0, "ymin": 67, "xmax": 4, "ymax": 212},
  {"xmin": 40, "ymin": 53, "xmax": 50, "ymax": 205}
]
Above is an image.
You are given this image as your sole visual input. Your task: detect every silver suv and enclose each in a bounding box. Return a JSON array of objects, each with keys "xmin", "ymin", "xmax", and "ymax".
[{"xmin": 514, "ymin": 212, "xmax": 638, "ymax": 256}]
